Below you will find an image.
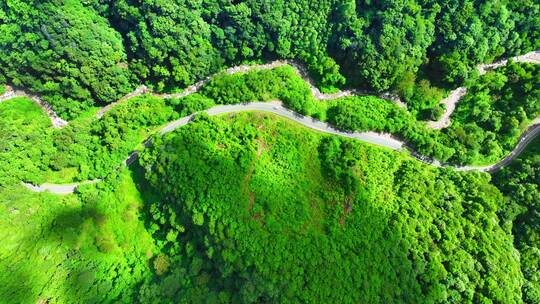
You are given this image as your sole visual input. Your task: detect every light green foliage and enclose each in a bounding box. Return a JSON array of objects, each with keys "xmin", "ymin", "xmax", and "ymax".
[
  {"xmin": 139, "ymin": 112, "xmax": 523, "ymax": 302},
  {"xmin": 0, "ymin": 2, "xmax": 537, "ymax": 300},
  {"xmin": 51, "ymin": 95, "xmax": 177, "ymax": 180},
  {"xmin": 0, "ymin": 170, "xmax": 155, "ymax": 303},
  {"xmin": 0, "ymin": 98, "xmax": 54, "ymax": 186},
  {"xmin": 201, "ymin": 66, "xmax": 316, "ymax": 114}
]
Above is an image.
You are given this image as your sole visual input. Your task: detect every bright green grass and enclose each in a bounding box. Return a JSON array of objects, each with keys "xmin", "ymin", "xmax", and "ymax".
[
  {"xmin": 0, "ymin": 98, "xmax": 54, "ymax": 185},
  {"xmin": 0, "ymin": 169, "xmax": 154, "ymax": 303}
]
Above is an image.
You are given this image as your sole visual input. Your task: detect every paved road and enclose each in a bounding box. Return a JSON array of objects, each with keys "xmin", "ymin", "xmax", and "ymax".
[
  {"xmin": 3, "ymin": 50, "xmax": 537, "ymax": 131},
  {"xmin": 96, "ymin": 60, "xmax": 406, "ymax": 119},
  {"xmin": 98, "ymin": 50, "xmax": 539, "ymax": 130},
  {"xmin": 160, "ymin": 101, "xmax": 405, "ymax": 150},
  {"xmin": 454, "ymin": 119, "xmax": 540, "ymax": 173},
  {"xmin": 22, "ymin": 179, "xmax": 101, "ymax": 195},
  {"xmin": 27, "ymin": 103, "xmax": 540, "ymax": 194}
]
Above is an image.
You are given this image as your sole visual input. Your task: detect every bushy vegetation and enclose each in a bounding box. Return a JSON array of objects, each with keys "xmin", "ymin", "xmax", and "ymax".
[
  {"xmin": 0, "ymin": 170, "xmax": 155, "ymax": 303},
  {"xmin": 0, "ymin": 100, "xmax": 536, "ymax": 302},
  {"xmin": 200, "ymin": 66, "xmax": 318, "ymax": 115},
  {"xmin": 0, "ymin": 2, "xmax": 538, "ymax": 302},
  {"xmin": 182, "ymin": 62, "xmax": 539, "ymax": 165},
  {"xmin": 51, "ymin": 95, "xmax": 177, "ymax": 180},
  {"xmin": 1, "ymin": 61, "xmax": 536, "ymax": 189},
  {"xmin": 396, "ymin": 72, "xmax": 446, "ymax": 120},
  {"xmin": 0, "ymin": 98, "xmax": 54, "ymax": 185},
  {"xmin": 0, "ymin": 0, "xmax": 134, "ymax": 119},
  {"xmin": 442, "ymin": 63, "xmax": 540, "ymax": 164},
  {"xmin": 138, "ymin": 113, "xmax": 523, "ymax": 303},
  {"xmin": 493, "ymin": 137, "xmax": 540, "ymax": 304},
  {"xmin": 1, "ymin": 0, "xmax": 538, "ymax": 117}
]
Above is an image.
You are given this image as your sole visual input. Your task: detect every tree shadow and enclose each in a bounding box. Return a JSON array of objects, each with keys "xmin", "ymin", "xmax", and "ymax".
[{"xmin": 0, "ymin": 179, "xmax": 151, "ymax": 303}]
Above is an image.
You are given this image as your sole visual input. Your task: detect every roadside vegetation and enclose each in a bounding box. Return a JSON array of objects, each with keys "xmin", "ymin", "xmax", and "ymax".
[
  {"xmin": 1, "ymin": 62, "xmax": 537, "ymax": 188},
  {"xmin": 137, "ymin": 112, "xmax": 522, "ymax": 303},
  {"xmin": 493, "ymin": 136, "xmax": 540, "ymax": 304},
  {"xmin": 179, "ymin": 62, "xmax": 540, "ymax": 165},
  {"xmin": 1, "ymin": 0, "xmax": 538, "ymax": 118},
  {"xmin": 0, "ymin": 103, "xmax": 535, "ymax": 302},
  {"xmin": 443, "ymin": 63, "xmax": 540, "ymax": 164},
  {"xmin": 0, "ymin": 1, "xmax": 538, "ymax": 302},
  {"xmin": 0, "ymin": 98, "xmax": 54, "ymax": 185}
]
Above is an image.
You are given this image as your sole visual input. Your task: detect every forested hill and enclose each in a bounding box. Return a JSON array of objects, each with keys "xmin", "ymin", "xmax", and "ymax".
[{"xmin": 1, "ymin": 0, "xmax": 538, "ymax": 118}]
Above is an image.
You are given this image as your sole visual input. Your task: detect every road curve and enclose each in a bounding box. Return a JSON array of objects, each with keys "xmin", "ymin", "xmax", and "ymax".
[
  {"xmin": 427, "ymin": 50, "xmax": 540, "ymax": 129},
  {"xmin": 454, "ymin": 118, "xmax": 540, "ymax": 173},
  {"xmin": 0, "ymin": 85, "xmax": 68, "ymax": 128},
  {"xmin": 2, "ymin": 51, "xmax": 537, "ymax": 130},
  {"xmin": 160, "ymin": 101, "xmax": 405, "ymax": 150},
  {"xmin": 24, "ymin": 104, "xmax": 540, "ymax": 194},
  {"xmin": 96, "ymin": 60, "xmax": 406, "ymax": 119}
]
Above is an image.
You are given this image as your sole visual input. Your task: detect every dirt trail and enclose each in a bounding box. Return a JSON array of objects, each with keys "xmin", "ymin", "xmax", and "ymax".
[
  {"xmin": 96, "ymin": 60, "xmax": 406, "ymax": 118},
  {"xmin": 428, "ymin": 50, "xmax": 540, "ymax": 129},
  {"xmin": 0, "ymin": 85, "xmax": 68, "ymax": 128},
  {"xmin": 478, "ymin": 50, "xmax": 540, "ymax": 75},
  {"xmin": 3, "ymin": 50, "xmax": 537, "ymax": 129},
  {"xmin": 97, "ymin": 51, "xmax": 539, "ymax": 129}
]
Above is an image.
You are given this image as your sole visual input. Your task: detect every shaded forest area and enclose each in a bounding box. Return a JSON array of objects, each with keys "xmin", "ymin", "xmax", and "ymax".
[
  {"xmin": 493, "ymin": 137, "xmax": 540, "ymax": 303},
  {"xmin": 1, "ymin": 0, "xmax": 538, "ymax": 118}
]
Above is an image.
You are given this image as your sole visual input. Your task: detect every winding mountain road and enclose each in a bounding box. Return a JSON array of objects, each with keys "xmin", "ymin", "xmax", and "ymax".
[
  {"xmin": 429, "ymin": 50, "xmax": 540, "ymax": 129},
  {"xmin": 26, "ymin": 103, "xmax": 540, "ymax": 194},
  {"xmin": 159, "ymin": 101, "xmax": 405, "ymax": 150},
  {"xmin": 4, "ymin": 51, "xmax": 538, "ymax": 194},
  {"xmin": 97, "ymin": 59, "xmax": 406, "ymax": 118},
  {"xmin": 3, "ymin": 50, "xmax": 538, "ymax": 130},
  {"xmin": 159, "ymin": 102, "xmax": 540, "ymax": 174}
]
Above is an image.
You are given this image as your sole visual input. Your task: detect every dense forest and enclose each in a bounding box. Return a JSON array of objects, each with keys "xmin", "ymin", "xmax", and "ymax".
[
  {"xmin": 493, "ymin": 137, "xmax": 540, "ymax": 304},
  {"xmin": 0, "ymin": 98, "xmax": 536, "ymax": 302},
  {"xmin": 138, "ymin": 113, "xmax": 522, "ymax": 303},
  {"xmin": 0, "ymin": 0, "xmax": 539, "ymax": 303},
  {"xmin": 1, "ymin": 62, "xmax": 535, "ymax": 187},
  {"xmin": 1, "ymin": 0, "xmax": 538, "ymax": 118}
]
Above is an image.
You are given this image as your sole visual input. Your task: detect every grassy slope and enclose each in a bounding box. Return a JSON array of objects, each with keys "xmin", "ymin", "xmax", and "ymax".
[{"xmin": 0, "ymin": 169, "xmax": 154, "ymax": 303}]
